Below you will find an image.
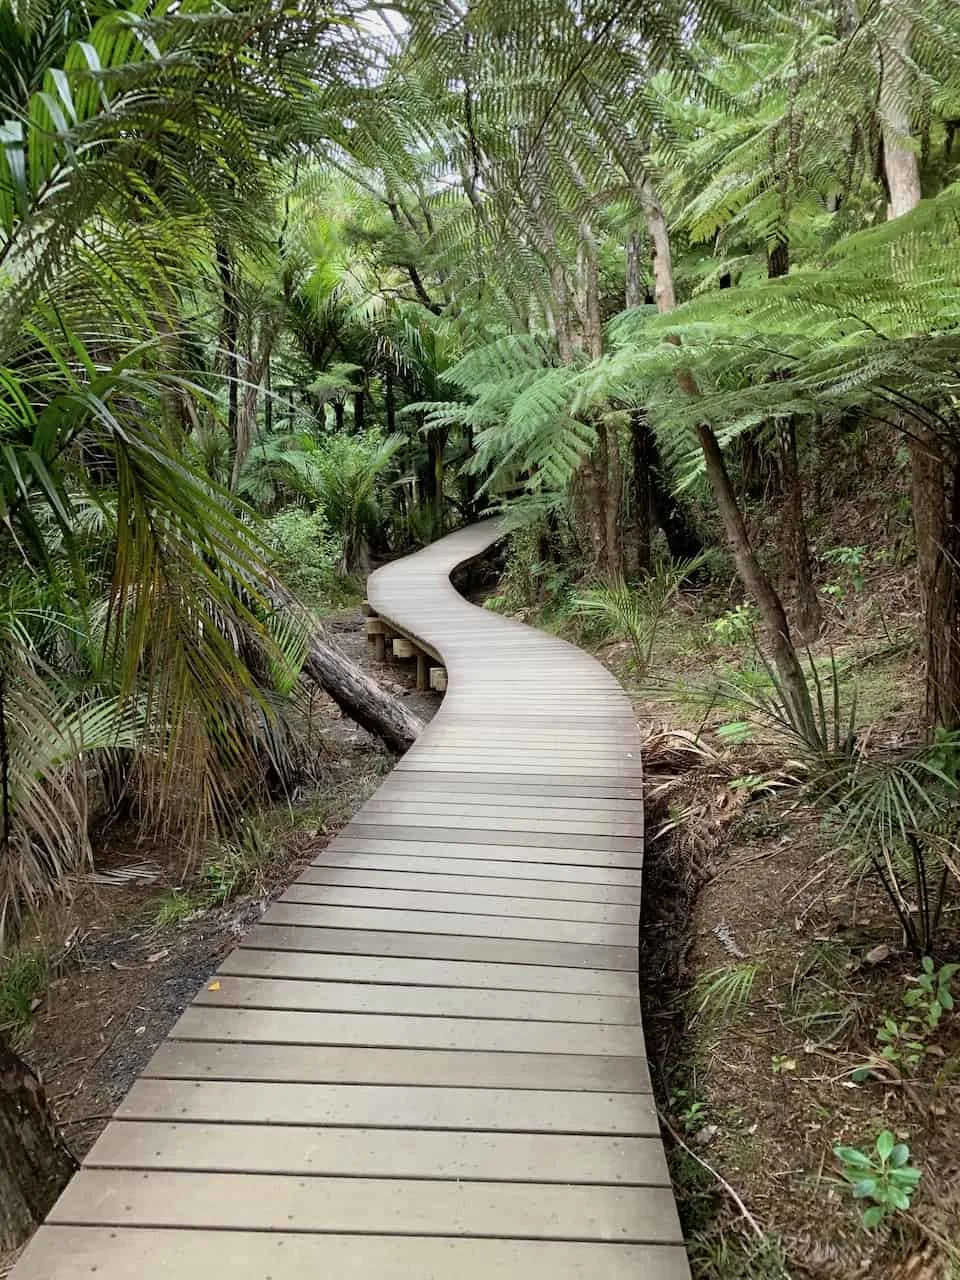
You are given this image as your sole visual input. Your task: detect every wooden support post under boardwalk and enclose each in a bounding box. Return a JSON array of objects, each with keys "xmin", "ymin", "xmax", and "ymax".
[
  {"xmin": 8, "ymin": 517, "xmax": 689, "ymax": 1280},
  {"xmin": 365, "ymin": 616, "xmax": 387, "ymax": 664},
  {"xmin": 429, "ymin": 665, "xmax": 448, "ymax": 692},
  {"xmin": 416, "ymin": 651, "xmax": 429, "ymax": 691}
]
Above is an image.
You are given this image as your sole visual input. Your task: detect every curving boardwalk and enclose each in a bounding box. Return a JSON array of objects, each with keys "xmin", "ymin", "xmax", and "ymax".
[{"xmin": 12, "ymin": 520, "xmax": 689, "ymax": 1279}]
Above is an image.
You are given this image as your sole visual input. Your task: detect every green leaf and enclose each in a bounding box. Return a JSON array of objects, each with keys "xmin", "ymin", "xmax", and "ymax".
[
  {"xmin": 834, "ymin": 1146, "xmax": 873, "ymax": 1169},
  {"xmin": 861, "ymin": 1205, "xmax": 886, "ymax": 1230},
  {"xmin": 875, "ymin": 1131, "xmax": 895, "ymax": 1162},
  {"xmin": 889, "ymin": 1144, "xmax": 910, "ymax": 1168},
  {"xmin": 852, "ymin": 1177, "xmax": 878, "ymax": 1199}
]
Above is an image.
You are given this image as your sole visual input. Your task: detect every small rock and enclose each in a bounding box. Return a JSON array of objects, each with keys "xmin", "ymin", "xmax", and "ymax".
[
  {"xmin": 865, "ymin": 943, "xmax": 893, "ymax": 966},
  {"xmin": 694, "ymin": 1124, "xmax": 718, "ymax": 1146}
]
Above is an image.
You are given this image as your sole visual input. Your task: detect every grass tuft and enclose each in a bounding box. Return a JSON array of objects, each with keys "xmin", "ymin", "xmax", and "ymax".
[{"xmin": 0, "ymin": 951, "xmax": 49, "ymax": 1040}]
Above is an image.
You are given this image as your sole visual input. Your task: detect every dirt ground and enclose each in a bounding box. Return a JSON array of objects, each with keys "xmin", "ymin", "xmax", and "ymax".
[{"xmin": 1, "ymin": 607, "xmax": 439, "ymax": 1276}]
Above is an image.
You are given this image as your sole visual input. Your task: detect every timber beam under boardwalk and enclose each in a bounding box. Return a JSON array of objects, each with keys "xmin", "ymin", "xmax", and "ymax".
[{"xmin": 12, "ymin": 518, "xmax": 690, "ymax": 1280}]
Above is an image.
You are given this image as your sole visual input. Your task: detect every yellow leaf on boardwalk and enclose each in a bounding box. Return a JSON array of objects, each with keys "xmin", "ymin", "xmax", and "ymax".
[{"xmin": 208, "ymin": 981, "xmax": 221, "ymax": 991}]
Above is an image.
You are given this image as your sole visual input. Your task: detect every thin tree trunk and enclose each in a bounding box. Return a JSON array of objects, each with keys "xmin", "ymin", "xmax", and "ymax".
[
  {"xmin": 777, "ymin": 418, "xmax": 822, "ymax": 640},
  {"xmin": 429, "ymin": 430, "xmax": 447, "ymax": 532},
  {"xmin": 215, "ymin": 241, "xmax": 238, "ymax": 444},
  {"xmin": 575, "ymin": 218, "xmax": 623, "ymax": 580},
  {"xmin": 630, "ymin": 410, "xmax": 653, "ymax": 576},
  {"xmin": 384, "ymin": 369, "xmax": 396, "ymax": 434},
  {"xmin": 639, "ymin": 179, "xmax": 816, "ymax": 736},
  {"xmin": 231, "ymin": 319, "xmax": 280, "ymax": 492},
  {"xmin": 880, "ymin": 7, "xmax": 923, "ymax": 218},
  {"xmin": 333, "ymin": 399, "xmax": 345, "ymax": 434},
  {"xmin": 626, "ymin": 233, "xmax": 652, "ymax": 575},
  {"xmin": 0, "ymin": 1039, "xmax": 76, "ymax": 1250},
  {"xmin": 767, "ymin": 243, "xmax": 821, "ymax": 641},
  {"xmin": 626, "ymin": 226, "xmax": 701, "ymax": 567},
  {"xmin": 697, "ymin": 423, "xmax": 819, "ymax": 741},
  {"xmin": 354, "ymin": 389, "xmax": 365, "ymax": 434}
]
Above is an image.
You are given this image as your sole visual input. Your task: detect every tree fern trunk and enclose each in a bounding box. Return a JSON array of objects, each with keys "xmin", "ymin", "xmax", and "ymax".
[
  {"xmin": 879, "ymin": 5, "xmax": 960, "ymax": 727},
  {"xmin": 0, "ymin": 1038, "xmax": 76, "ymax": 1250},
  {"xmin": 767, "ymin": 243, "xmax": 821, "ymax": 641},
  {"xmin": 777, "ymin": 418, "xmax": 822, "ymax": 642},
  {"xmin": 697, "ymin": 423, "xmax": 819, "ymax": 743},
  {"xmin": 630, "ymin": 409, "xmax": 653, "ymax": 576}
]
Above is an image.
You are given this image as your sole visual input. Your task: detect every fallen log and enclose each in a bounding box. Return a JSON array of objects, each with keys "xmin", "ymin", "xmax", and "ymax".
[
  {"xmin": 265, "ymin": 581, "xmax": 424, "ymax": 754},
  {"xmin": 300, "ymin": 622, "xmax": 424, "ymax": 753}
]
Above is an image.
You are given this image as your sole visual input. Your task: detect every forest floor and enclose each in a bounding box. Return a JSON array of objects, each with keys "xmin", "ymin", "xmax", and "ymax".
[
  {"xmin": 594, "ymin": 513, "xmax": 960, "ymax": 1273},
  {"xmin": 626, "ymin": 608, "xmax": 960, "ymax": 1280},
  {"xmin": 0, "ymin": 608, "xmax": 439, "ymax": 1277}
]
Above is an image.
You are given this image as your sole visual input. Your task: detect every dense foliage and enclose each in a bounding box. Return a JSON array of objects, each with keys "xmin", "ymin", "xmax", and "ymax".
[{"xmin": 1, "ymin": 0, "xmax": 959, "ymax": 956}]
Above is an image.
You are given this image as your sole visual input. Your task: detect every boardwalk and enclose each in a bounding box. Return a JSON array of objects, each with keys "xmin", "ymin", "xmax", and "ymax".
[{"xmin": 12, "ymin": 520, "xmax": 690, "ymax": 1279}]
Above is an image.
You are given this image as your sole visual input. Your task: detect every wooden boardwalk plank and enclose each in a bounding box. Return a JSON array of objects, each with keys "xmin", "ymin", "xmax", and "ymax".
[
  {"xmin": 10, "ymin": 519, "xmax": 688, "ymax": 1280},
  {"xmin": 116, "ymin": 1079, "xmax": 658, "ymax": 1133},
  {"xmin": 13, "ymin": 1229, "xmax": 692, "ymax": 1279},
  {"xmin": 85, "ymin": 1123, "xmax": 669, "ymax": 1182},
  {"xmin": 144, "ymin": 1042, "xmax": 651, "ymax": 1091},
  {"xmin": 51, "ymin": 1170, "xmax": 682, "ymax": 1240},
  {"xmin": 168, "ymin": 1005, "xmax": 646, "ymax": 1055},
  {"xmin": 298, "ymin": 866, "xmax": 645, "ymax": 903},
  {"xmin": 280, "ymin": 883, "xmax": 641, "ymax": 923},
  {"xmin": 195, "ymin": 975, "xmax": 642, "ymax": 1022},
  {"xmin": 221, "ymin": 948, "xmax": 641, "ymax": 994},
  {"xmin": 242, "ymin": 923, "xmax": 640, "ymax": 969}
]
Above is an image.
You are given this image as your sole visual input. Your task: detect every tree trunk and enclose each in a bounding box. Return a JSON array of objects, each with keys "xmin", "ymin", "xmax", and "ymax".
[
  {"xmin": 0, "ymin": 1039, "xmax": 76, "ymax": 1250},
  {"xmin": 333, "ymin": 399, "xmax": 345, "ymax": 434},
  {"xmin": 625, "ymin": 234, "xmax": 652, "ymax": 576},
  {"xmin": 913, "ymin": 435, "xmax": 960, "ymax": 728},
  {"xmin": 650, "ymin": 450, "xmax": 704, "ymax": 562},
  {"xmin": 215, "ymin": 241, "xmax": 238, "ymax": 444},
  {"xmin": 429, "ymin": 429, "xmax": 447, "ymax": 532},
  {"xmin": 626, "ymin": 225, "xmax": 701, "ymax": 567},
  {"xmin": 766, "ymin": 242, "xmax": 821, "ymax": 641},
  {"xmin": 300, "ymin": 620, "xmax": 424, "ymax": 753},
  {"xmin": 630, "ymin": 410, "xmax": 653, "ymax": 576},
  {"xmin": 385, "ymin": 369, "xmax": 396, "ymax": 434},
  {"xmin": 880, "ymin": 6, "xmax": 960, "ymax": 727},
  {"xmin": 639, "ymin": 173, "xmax": 816, "ymax": 737},
  {"xmin": 880, "ymin": 7, "xmax": 923, "ymax": 218},
  {"xmin": 573, "ymin": 219, "xmax": 623, "ymax": 581},
  {"xmin": 637, "ymin": 179, "xmax": 676, "ymax": 312},
  {"xmin": 354, "ymin": 389, "xmax": 365, "ymax": 435},
  {"xmin": 777, "ymin": 418, "xmax": 822, "ymax": 641},
  {"xmin": 697, "ymin": 423, "xmax": 819, "ymax": 741}
]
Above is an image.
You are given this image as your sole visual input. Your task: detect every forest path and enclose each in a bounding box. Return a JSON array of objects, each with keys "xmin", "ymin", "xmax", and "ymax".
[{"xmin": 11, "ymin": 519, "xmax": 689, "ymax": 1279}]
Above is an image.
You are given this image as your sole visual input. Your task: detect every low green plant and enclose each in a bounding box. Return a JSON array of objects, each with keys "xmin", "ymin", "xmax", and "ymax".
[
  {"xmin": 709, "ymin": 603, "xmax": 760, "ymax": 647},
  {"xmin": 822, "ymin": 544, "xmax": 867, "ymax": 593},
  {"xmin": 833, "ymin": 1130, "xmax": 922, "ymax": 1229},
  {"xmin": 903, "ymin": 956, "xmax": 958, "ymax": 1030},
  {"xmin": 688, "ymin": 1230, "xmax": 792, "ymax": 1278},
  {"xmin": 202, "ymin": 825, "xmax": 272, "ymax": 906},
  {"xmin": 154, "ymin": 891, "xmax": 199, "ymax": 928},
  {"xmin": 691, "ymin": 961, "xmax": 761, "ymax": 1025},
  {"xmin": 856, "ymin": 959, "xmax": 957, "ymax": 1079},
  {"xmin": 670, "ymin": 1087, "xmax": 708, "ymax": 1135},
  {"xmin": 873, "ymin": 1015, "xmax": 928, "ymax": 1074},
  {"xmin": 573, "ymin": 554, "xmax": 706, "ymax": 678},
  {"xmin": 0, "ymin": 952, "xmax": 48, "ymax": 1039}
]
